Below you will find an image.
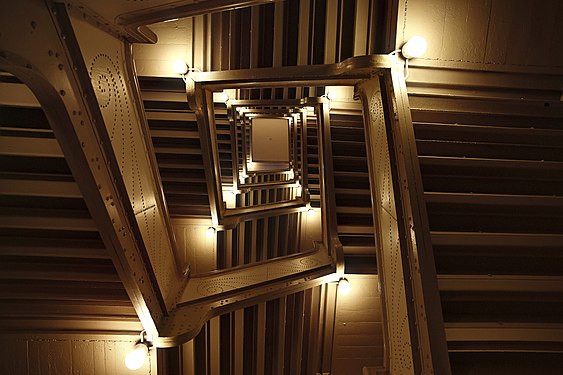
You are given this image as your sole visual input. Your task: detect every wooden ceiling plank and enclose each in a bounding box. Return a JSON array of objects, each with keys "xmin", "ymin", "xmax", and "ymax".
[
  {"xmin": 0, "ymin": 136, "xmax": 63, "ymax": 158},
  {"xmin": 419, "ymin": 155, "xmax": 563, "ymax": 171},
  {"xmin": 150, "ymin": 129, "xmax": 200, "ymax": 139},
  {"xmin": 0, "ymin": 179, "xmax": 81, "ymax": 198},
  {"xmin": 425, "ymin": 192, "xmax": 563, "ymax": 208},
  {"xmin": 445, "ymin": 323, "xmax": 563, "ymax": 343},
  {"xmin": 431, "ymin": 232, "xmax": 563, "ymax": 248},
  {"xmin": 0, "ymin": 300, "xmax": 137, "ymax": 317},
  {"xmin": 0, "ymin": 240, "xmax": 108, "ymax": 259},
  {"xmin": 438, "ymin": 275, "xmax": 563, "ymax": 293},
  {"xmin": 0, "ymin": 317, "xmax": 143, "ymax": 333},
  {"xmin": 0, "ymin": 82, "xmax": 40, "ymax": 107},
  {"xmin": 0, "ymin": 267, "xmax": 121, "ymax": 283},
  {"xmin": 0, "ymin": 208, "xmax": 97, "ymax": 231}
]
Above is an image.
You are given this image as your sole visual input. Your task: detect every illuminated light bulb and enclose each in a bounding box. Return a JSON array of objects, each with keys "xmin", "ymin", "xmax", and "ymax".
[
  {"xmin": 125, "ymin": 343, "xmax": 148, "ymax": 370},
  {"xmin": 206, "ymin": 226, "xmax": 216, "ymax": 239},
  {"xmin": 288, "ymin": 170, "xmax": 295, "ymax": 180},
  {"xmin": 172, "ymin": 60, "xmax": 189, "ymax": 75},
  {"xmin": 218, "ymin": 91, "xmax": 229, "ymax": 103},
  {"xmin": 326, "ymin": 91, "xmax": 337, "ymax": 100},
  {"xmin": 295, "ymin": 184, "xmax": 302, "ymax": 197},
  {"xmin": 338, "ymin": 278, "xmax": 352, "ymax": 296},
  {"xmin": 401, "ymin": 36, "xmax": 428, "ymax": 59},
  {"xmin": 307, "ymin": 207, "xmax": 316, "ymax": 217}
]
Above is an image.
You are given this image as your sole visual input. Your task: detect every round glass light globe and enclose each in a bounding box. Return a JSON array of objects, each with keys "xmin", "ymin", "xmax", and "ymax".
[
  {"xmin": 206, "ymin": 227, "xmax": 216, "ymax": 239},
  {"xmin": 172, "ymin": 60, "xmax": 188, "ymax": 75},
  {"xmin": 125, "ymin": 344, "xmax": 148, "ymax": 370},
  {"xmin": 402, "ymin": 36, "xmax": 428, "ymax": 59},
  {"xmin": 338, "ymin": 278, "xmax": 352, "ymax": 296}
]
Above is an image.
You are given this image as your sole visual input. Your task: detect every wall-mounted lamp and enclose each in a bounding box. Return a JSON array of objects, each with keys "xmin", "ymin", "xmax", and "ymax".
[
  {"xmin": 337, "ymin": 277, "xmax": 352, "ymax": 296},
  {"xmin": 172, "ymin": 60, "xmax": 201, "ymax": 81},
  {"xmin": 206, "ymin": 226, "xmax": 216, "ymax": 239},
  {"xmin": 400, "ymin": 36, "xmax": 428, "ymax": 59},
  {"xmin": 172, "ymin": 60, "xmax": 189, "ymax": 75},
  {"xmin": 325, "ymin": 91, "xmax": 337, "ymax": 101},
  {"xmin": 388, "ymin": 36, "xmax": 428, "ymax": 80},
  {"xmin": 218, "ymin": 91, "xmax": 229, "ymax": 103},
  {"xmin": 125, "ymin": 330, "xmax": 152, "ymax": 370},
  {"xmin": 295, "ymin": 183, "xmax": 302, "ymax": 197}
]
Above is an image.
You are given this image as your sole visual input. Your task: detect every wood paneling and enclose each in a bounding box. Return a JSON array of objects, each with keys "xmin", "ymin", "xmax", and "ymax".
[
  {"xmin": 331, "ymin": 275, "xmax": 384, "ymax": 375},
  {"xmin": 402, "ymin": 0, "xmax": 563, "ymax": 68},
  {"xmin": 0, "ymin": 335, "xmax": 153, "ymax": 375}
]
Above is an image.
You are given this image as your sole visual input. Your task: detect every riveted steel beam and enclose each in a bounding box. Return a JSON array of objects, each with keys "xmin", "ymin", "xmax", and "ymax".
[
  {"xmin": 0, "ymin": 0, "xmax": 178, "ymax": 335},
  {"xmin": 155, "ymin": 245, "xmax": 336, "ymax": 347},
  {"xmin": 356, "ymin": 66, "xmax": 451, "ymax": 373}
]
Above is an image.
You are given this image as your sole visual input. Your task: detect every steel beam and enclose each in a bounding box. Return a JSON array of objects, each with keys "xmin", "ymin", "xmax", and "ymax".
[
  {"xmin": 0, "ymin": 0, "xmax": 172, "ymax": 334},
  {"xmin": 155, "ymin": 250, "xmax": 336, "ymax": 347},
  {"xmin": 357, "ymin": 65, "xmax": 451, "ymax": 373}
]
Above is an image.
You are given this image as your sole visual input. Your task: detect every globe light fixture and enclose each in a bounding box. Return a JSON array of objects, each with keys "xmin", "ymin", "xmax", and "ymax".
[
  {"xmin": 125, "ymin": 330, "xmax": 151, "ymax": 370},
  {"xmin": 172, "ymin": 60, "xmax": 189, "ymax": 75},
  {"xmin": 206, "ymin": 226, "xmax": 216, "ymax": 239},
  {"xmin": 338, "ymin": 277, "xmax": 352, "ymax": 296},
  {"xmin": 401, "ymin": 36, "xmax": 428, "ymax": 59}
]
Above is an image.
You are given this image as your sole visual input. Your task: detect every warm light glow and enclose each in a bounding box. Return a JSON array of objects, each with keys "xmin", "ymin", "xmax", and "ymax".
[
  {"xmin": 307, "ymin": 207, "xmax": 316, "ymax": 217},
  {"xmin": 326, "ymin": 91, "xmax": 337, "ymax": 100},
  {"xmin": 401, "ymin": 36, "xmax": 428, "ymax": 59},
  {"xmin": 223, "ymin": 188, "xmax": 236, "ymax": 208},
  {"xmin": 218, "ymin": 91, "xmax": 229, "ymax": 103},
  {"xmin": 172, "ymin": 60, "xmax": 189, "ymax": 75},
  {"xmin": 338, "ymin": 278, "xmax": 352, "ymax": 296},
  {"xmin": 288, "ymin": 170, "xmax": 295, "ymax": 180},
  {"xmin": 295, "ymin": 183, "xmax": 302, "ymax": 197},
  {"xmin": 125, "ymin": 344, "xmax": 148, "ymax": 370},
  {"xmin": 206, "ymin": 226, "xmax": 216, "ymax": 239}
]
